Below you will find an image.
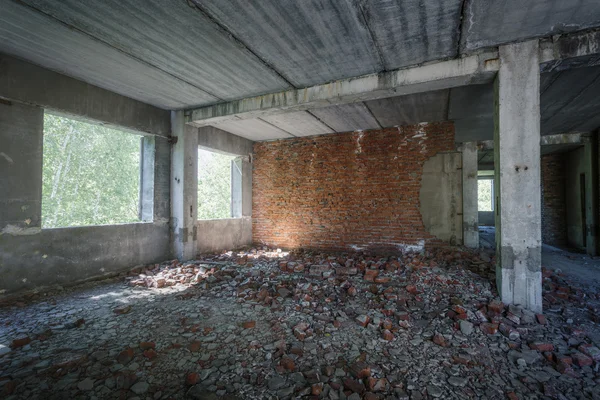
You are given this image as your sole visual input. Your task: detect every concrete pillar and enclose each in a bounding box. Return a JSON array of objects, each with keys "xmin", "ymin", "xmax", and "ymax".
[
  {"xmin": 494, "ymin": 40, "xmax": 542, "ymax": 312},
  {"xmin": 139, "ymin": 136, "xmax": 155, "ymax": 222},
  {"xmin": 462, "ymin": 142, "xmax": 479, "ymax": 248},
  {"xmin": 231, "ymin": 158, "xmax": 243, "ymax": 218},
  {"xmin": 0, "ymin": 102, "xmax": 43, "ymax": 232},
  {"xmin": 171, "ymin": 111, "xmax": 197, "ymax": 260},
  {"xmin": 583, "ymin": 133, "xmax": 599, "ymax": 256}
]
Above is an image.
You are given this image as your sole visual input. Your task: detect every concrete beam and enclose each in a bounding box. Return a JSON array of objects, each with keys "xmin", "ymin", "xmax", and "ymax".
[
  {"xmin": 494, "ymin": 40, "xmax": 542, "ymax": 313},
  {"xmin": 478, "ymin": 132, "xmax": 583, "ymax": 150},
  {"xmin": 0, "ymin": 54, "xmax": 171, "ymax": 137},
  {"xmin": 540, "ymin": 30, "xmax": 600, "ymax": 73},
  {"xmin": 186, "ymin": 52, "xmax": 500, "ymax": 126},
  {"xmin": 196, "ymin": 126, "xmax": 254, "ymax": 156}
]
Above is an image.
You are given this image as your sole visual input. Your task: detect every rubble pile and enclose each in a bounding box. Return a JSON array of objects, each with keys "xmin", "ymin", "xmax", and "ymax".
[{"xmin": 0, "ymin": 247, "xmax": 599, "ymax": 399}]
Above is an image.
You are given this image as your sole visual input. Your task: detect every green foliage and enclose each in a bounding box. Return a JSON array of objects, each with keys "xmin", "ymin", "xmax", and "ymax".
[
  {"xmin": 478, "ymin": 179, "xmax": 493, "ymax": 212},
  {"xmin": 197, "ymin": 149, "xmax": 233, "ymax": 220},
  {"xmin": 42, "ymin": 113, "xmax": 141, "ymax": 228}
]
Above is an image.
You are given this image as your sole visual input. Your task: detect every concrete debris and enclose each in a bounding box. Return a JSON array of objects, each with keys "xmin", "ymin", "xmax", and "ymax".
[{"xmin": 0, "ymin": 246, "xmax": 599, "ymax": 399}]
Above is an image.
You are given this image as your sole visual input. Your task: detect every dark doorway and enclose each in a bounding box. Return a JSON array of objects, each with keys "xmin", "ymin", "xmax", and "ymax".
[{"xmin": 580, "ymin": 173, "xmax": 587, "ymax": 248}]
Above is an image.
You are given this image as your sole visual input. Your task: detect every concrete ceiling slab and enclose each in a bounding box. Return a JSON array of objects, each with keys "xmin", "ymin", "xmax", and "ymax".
[
  {"xmin": 541, "ymin": 65, "xmax": 600, "ymax": 135},
  {"xmin": 0, "ymin": 0, "xmax": 218, "ymax": 109},
  {"xmin": 210, "ymin": 118, "xmax": 293, "ymax": 142},
  {"xmin": 449, "ymin": 84, "xmax": 494, "ymax": 143},
  {"xmin": 360, "ymin": 0, "xmax": 463, "ymax": 70},
  {"xmin": 310, "ymin": 103, "xmax": 381, "ymax": 133},
  {"xmin": 455, "ymin": 118, "xmax": 494, "ymax": 143},
  {"xmin": 261, "ymin": 111, "xmax": 334, "ymax": 137},
  {"xmin": 365, "ymin": 90, "xmax": 450, "ymax": 127},
  {"xmin": 17, "ymin": 0, "xmax": 290, "ymax": 105},
  {"xmin": 193, "ymin": 0, "xmax": 381, "ymax": 87},
  {"xmin": 463, "ymin": 0, "xmax": 600, "ymax": 52}
]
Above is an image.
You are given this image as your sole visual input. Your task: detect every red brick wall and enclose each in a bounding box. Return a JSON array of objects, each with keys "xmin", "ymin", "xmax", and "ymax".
[
  {"xmin": 541, "ymin": 153, "xmax": 567, "ymax": 246},
  {"xmin": 252, "ymin": 122, "xmax": 455, "ymax": 251}
]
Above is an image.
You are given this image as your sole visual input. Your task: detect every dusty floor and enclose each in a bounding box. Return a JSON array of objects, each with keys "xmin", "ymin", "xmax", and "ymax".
[{"xmin": 1, "ymin": 243, "xmax": 600, "ymax": 400}]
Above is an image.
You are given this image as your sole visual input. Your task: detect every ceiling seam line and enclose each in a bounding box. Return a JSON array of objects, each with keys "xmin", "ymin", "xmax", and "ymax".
[
  {"xmin": 456, "ymin": 0, "xmax": 468, "ymax": 56},
  {"xmin": 256, "ymin": 117, "xmax": 297, "ymax": 138},
  {"xmin": 11, "ymin": 0, "xmax": 224, "ymax": 103},
  {"xmin": 361, "ymin": 102, "xmax": 383, "ymax": 129},
  {"xmin": 353, "ymin": 0, "xmax": 387, "ymax": 72},
  {"xmin": 305, "ymin": 110, "xmax": 338, "ymax": 132},
  {"xmin": 444, "ymin": 90, "xmax": 452, "ymax": 121},
  {"xmin": 188, "ymin": 1, "xmax": 297, "ymax": 88}
]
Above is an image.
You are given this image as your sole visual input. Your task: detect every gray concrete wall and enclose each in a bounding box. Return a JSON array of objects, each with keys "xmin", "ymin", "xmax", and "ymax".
[
  {"xmin": 193, "ymin": 125, "xmax": 254, "ymax": 254},
  {"xmin": 565, "ymin": 146, "xmax": 587, "ymax": 250},
  {"xmin": 0, "ymin": 62, "xmax": 172, "ymax": 296},
  {"xmin": 419, "ymin": 152, "xmax": 463, "ymax": 245},
  {"xmin": 196, "ymin": 218, "xmax": 252, "ymax": 254},
  {"xmin": 461, "ymin": 143, "xmax": 479, "ymax": 247},
  {"xmin": 478, "ymin": 211, "xmax": 495, "ymax": 226}
]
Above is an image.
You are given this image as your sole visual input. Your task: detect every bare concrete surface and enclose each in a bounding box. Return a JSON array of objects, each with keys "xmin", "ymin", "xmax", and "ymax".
[{"xmin": 481, "ymin": 226, "xmax": 600, "ymax": 287}]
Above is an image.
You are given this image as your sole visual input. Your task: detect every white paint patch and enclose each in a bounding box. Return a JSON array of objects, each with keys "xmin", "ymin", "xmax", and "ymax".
[
  {"xmin": 413, "ymin": 123, "xmax": 429, "ymax": 154},
  {"xmin": 355, "ymin": 132, "xmax": 364, "ymax": 154},
  {"xmin": 0, "ymin": 152, "xmax": 13, "ymax": 164},
  {"xmin": 396, "ymin": 240, "xmax": 425, "ymax": 253},
  {"xmin": 0, "ymin": 225, "xmax": 41, "ymax": 236},
  {"xmin": 349, "ymin": 245, "xmax": 364, "ymax": 251}
]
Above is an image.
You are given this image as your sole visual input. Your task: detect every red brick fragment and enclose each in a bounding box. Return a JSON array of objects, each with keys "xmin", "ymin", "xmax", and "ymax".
[
  {"xmin": 529, "ymin": 342, "xmax": 554, "ymax": 352},
  {"xmin": 572, "ymin": 352, "xmax": 593, "ymax": 367},
  {"xmin": 280, "ymin": 356, "xmax": 295, "ymax": 371},
  {"xmin": 117, "ymin": 348, "xmax": 134, "ymax": 365},
  {"xmin": 11, "ymin": 336, "xmax": 31, "ymax": 348},
  {"xmin": 186, "ymin": 372, "xmax": 200, "ymax": 386},
  {"xmin": 350, "ymin": 361, "xmax": 371, "ymax": 379},
  {"xmin": 364, "ymin": 269, "xmax": 379, "ymax": 282},
  {"xmin": 343, "ymin": 378, "xmax": 366, "ymax": 394},
  {"xmin": 143, "ymin": 349, "xmax": 157, "ymax": 360},
  {"xmin": 241, "ymin": 321, "xmax": 256, "ymax": 329},
  {"xmin": 139, "ymin": 342, "xmax": 155, "ymax": 350},
  {"xmin": 432, "ymin": 333, "xmax": 447, "ymax": 347},
  {"xmin": 382, "ymin": 330, "xmax": 394, "ymax": 341},
  {"xmin": 535, "ymin": 314, "xmax": 546, "ymax": 325},
  {"xmin": 480, "ymin": 323, "xmax": 499, "ymax": 335},
  {"xmin": 488, "ymin": 300, "xmax": 504, "ymax": 314}
]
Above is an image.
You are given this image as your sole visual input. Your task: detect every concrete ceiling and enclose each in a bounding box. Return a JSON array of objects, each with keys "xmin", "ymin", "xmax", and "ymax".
[
  {"xmin": 1, "ymin": 0, "xmax": 599, "ymax": 143},
  {"xmin": 1, "ymin": 0, "xmax": 599, "ymax": 112}
]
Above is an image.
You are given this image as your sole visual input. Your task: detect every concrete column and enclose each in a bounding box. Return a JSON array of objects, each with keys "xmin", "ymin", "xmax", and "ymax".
[
  {"xmin": 462, "ymin": 142, "xmax": 479, "ymax": 248},
  {"xmin": 242, "ymin": 157, "xmax": 253, "ymax": 218},
  {"xmin": 583, "ymin": 133, "xmax": 599, "ymax": 256},
  {"xmin": 139, "ymin": 136, "xmax": 155, "ymax": 222},
  {"xmin": 171, "ymin": 111, "xmax": 197, "ymax": 260},
  {"xmin": 231, "ymin": 158, "xmax": 243, "ymax": 218},
  {"xmin": 0, "ymin": 102, "xmax": 43, "ymax": 233},
  {"xmin": 494, "ymin": 40, "xmax": 542, "ymax": 312}
]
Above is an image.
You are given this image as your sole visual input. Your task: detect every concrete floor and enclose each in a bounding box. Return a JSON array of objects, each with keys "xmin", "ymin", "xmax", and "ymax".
[
  {"xmin": 480, "ymin": 226, "xmax": 600, "ymax": 286},
  {"xmin": 1, "ymin": 246, "xmax": 600, "ymax": 399}
]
